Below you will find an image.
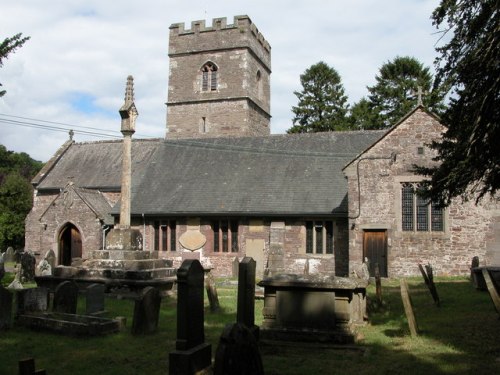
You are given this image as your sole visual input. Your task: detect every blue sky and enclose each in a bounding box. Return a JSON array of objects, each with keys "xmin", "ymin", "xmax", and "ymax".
[{"xmin": 0, "ymin": 0, "xmax": 441, "ymax": 161}]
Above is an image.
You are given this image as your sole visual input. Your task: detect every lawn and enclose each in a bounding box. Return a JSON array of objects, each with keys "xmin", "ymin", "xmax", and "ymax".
[{"xmin": 1, "ymin": 275, "xmax": 499, "ymax": 375}]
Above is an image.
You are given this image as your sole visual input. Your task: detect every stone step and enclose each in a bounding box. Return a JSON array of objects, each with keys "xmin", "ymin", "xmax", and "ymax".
[
  {"xmin": 84, "ymin": 258, "xmax": 173, "ymax": 271},
  {"xmin": 86, "ymin": 267, "xmax": 176, "ymax": 281},
  {"xmin": 89, "ymin": 250, "xmax": 153, "ymax": 261}
]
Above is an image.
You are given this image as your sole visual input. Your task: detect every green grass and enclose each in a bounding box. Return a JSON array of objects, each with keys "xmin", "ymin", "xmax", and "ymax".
[{"xmin": 0, "ymin": 276, "xmax": 499, "ymax": 374}]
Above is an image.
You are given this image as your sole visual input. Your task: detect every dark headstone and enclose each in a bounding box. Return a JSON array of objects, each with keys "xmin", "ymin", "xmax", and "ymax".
[
  {"xmin": 0, "ymin": 285, "xmax": 13, "ymax": 330},
  {"xmin": 20, "ymin": 252, "xmax": 36, "ymax": 282},
  {"xmin": 53, "ymin": 281, "xmax": 79, "ymax": 314},
  {"xmin": 419, "ymin": 263, "xmax": 440, "ymax": 306},
  {"xmin": 17, "ymin": 288, "xmax": 49, "ymax": 315},
  {"xmin": 470, "ymin": 256, "xmax": 480, "ymax": 287},
  {"xmin": 18, "ymin": 358, "xmax": 46, "ymax": 375},
  {"xmin": 4, "ymin": 246, "xmax": 15, "ymax": 263},
  {"xmin": 482, "ymin": 269, "xmax": 500, "ymax": 316},
  {"xmin": 131, "ymin": 286, "xmax": 161, "ymax": 335},
  {"xmin": 0, "ymin": 253, "xmax": 5, "ymax": 281},
  {"xmin": 237, "ymin": 257, "xmax": 258, "ymax": 339},
  {"xmin": 169, "ymin": 259, "xmax": 212, "ymax": 375},
  {"xmin": 86, "ymin": 283, "xmax": 105, "ymax": 315},
  {"xmin": 214, "ymin": 323, "xmax": 264, "ymax": 375}
]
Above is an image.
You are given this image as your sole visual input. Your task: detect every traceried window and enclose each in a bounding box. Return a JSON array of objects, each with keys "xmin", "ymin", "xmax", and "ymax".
[
  {"xmin": 201, "ymin": 62, "xmax": 218, "ymax": 92},
  {"xmin": 213, "ymin": 219, "xmax": 238, "ymax": 253},
  {"xmin": 401, "ymin": 183, "xmax": 444, "ymax": 232},
  {"xmin": 153, "ymin": 220, "xmax": 177, "ymax": 251},
  {"xmin": 306, "ymin": 221, "xmax": 334, "ymax": 254}
]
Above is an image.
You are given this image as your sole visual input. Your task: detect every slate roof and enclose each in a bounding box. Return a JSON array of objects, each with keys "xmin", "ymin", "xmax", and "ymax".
[
  {"xmin": 36, "ymin": 131, "xmax": 386, "ymax": 217},
  {"xmin": 128, "ymin": 132, "xmax": 385, "ymax": 216}
]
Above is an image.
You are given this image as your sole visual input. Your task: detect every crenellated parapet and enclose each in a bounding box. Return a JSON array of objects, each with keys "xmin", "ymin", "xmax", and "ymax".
[{"xmin": 169, "ymin": 15, "xmax": 271, "ymax": 70}]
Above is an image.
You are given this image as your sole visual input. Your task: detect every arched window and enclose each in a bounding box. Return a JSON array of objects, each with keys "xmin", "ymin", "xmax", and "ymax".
[{"xmin": 201, "ymin": 62, "xmax": 218, "ymax": 92}]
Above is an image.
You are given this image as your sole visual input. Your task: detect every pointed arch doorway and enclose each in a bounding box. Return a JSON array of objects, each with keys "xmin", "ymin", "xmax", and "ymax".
[{"xmin": 58, "ymin": 223, "xmax": 82, "ymax": 266}]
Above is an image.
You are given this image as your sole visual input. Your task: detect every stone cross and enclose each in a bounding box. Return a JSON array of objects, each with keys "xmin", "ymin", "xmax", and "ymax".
[
  {"xmin": 118, "ymin": 75, "xmax": 138, "ymax": 228},
  {"xmin": 412, "ymin": 86, "xmax": 428, "ymax": 106}
]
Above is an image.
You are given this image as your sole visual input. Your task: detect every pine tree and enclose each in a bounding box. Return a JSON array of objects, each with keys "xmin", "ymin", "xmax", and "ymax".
[{"xmin": 0, "ymin": 33, "xmax": 30, "ymax": 97}]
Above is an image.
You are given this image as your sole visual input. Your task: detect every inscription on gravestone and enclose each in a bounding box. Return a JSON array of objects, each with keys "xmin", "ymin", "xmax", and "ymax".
[
  {"xmin": 132, "ymin": 286, "xmax": 161, "ymax": 335},
  {"xmin": 53, "ymin": 281, "xmax": 79, "ymax": 314}
]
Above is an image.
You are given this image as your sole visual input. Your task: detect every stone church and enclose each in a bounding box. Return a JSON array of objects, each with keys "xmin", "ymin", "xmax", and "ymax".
[{"xmin": 25, "ymin": 15, "xmax": 499, "ymax": 278}]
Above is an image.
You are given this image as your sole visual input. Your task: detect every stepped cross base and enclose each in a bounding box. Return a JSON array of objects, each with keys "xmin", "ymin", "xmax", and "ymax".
[{"xmin": 106, "ymin": 227, "xmax": 142, "ymax": 251}]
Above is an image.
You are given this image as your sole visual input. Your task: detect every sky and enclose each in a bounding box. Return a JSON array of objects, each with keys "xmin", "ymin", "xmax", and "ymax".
[{"xmin": 0, "ymin": 0, "xmax": 442, "ymax": 162}]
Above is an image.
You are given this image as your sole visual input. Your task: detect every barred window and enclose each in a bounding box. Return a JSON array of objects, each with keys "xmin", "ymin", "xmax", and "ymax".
[
  {"xmin": 153, "ymin": 220, "xmax": 177, "ymax": 251},
  {"xmin": 306, "ymin": 220, "xmax": 334, "ymax": 254},
  {"xmin": 201, "ymin": 62, "xmax": 218, "ymax": 92},
  {"xmin": 401, "ymin": 183, "xmax": 444, "ymax": 232}
]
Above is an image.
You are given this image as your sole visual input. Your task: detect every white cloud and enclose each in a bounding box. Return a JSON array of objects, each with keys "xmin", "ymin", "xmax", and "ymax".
[{"xmin": 0, "ymin": 0, "xmax": 440, "ymax": 161}]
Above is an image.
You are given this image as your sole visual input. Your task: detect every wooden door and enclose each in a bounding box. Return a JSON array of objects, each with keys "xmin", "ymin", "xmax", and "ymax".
[
  {"xmin": 59, "ymin": 224, "xmax": 82, "ymax": 266},
  {"xmin": 363, "ymin": 230, "xmax": 388, "ymax": 277}
]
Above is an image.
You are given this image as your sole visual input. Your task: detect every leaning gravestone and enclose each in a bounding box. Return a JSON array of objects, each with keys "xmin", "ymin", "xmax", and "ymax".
[
  {"xmin": 131, "ymin": 286, "xmax": 161, "ymax": 335},
  {"xmin": 169, "ymin": 259, "xmax": 212, "ymax": 375},
  {"xmin": 0, "ymin": 285, "xmax": 13, "ymax": 330},
  {"xmin": 86, "ymin": 283, "xmax": 106, "ymax": 315},
  {"xmin": 53, "ymin": 281, "xmax": 79, "ymax": 314},
  {"xmin": 20, "ymin": 252, "xmax": 36, "ymax": 283},
  {"xmin": 214, "ymin": 323, "xmax": 264, "ymax": 375},
  {"xmin": 16, "ymin": 287, "xmax": 49, "ymax": 315}
]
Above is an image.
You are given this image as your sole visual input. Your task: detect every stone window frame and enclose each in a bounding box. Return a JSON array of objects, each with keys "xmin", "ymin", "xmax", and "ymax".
[
  {"xmin": 394, "ymin": 176, "xmax": 449, "ymax": 236},
  {"xmin": 153, "ymin": 219, "xmax": 177, "ymax": 252},
  {"xmin": 305, "ymin": 220, "xmax": 334, "ymax": 255},
  {"xmin": 201, "ymin": 61, "xmax": 218, "ymax": 92},
  {"xmin": 212, "ymin": 219, "xmax": 239, "ymax": 253}
]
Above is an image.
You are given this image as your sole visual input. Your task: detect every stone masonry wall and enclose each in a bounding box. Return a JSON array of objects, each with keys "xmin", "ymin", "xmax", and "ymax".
[{"xmin": 345, "ymin": 108, "xmax": 500, "ymax": 277}]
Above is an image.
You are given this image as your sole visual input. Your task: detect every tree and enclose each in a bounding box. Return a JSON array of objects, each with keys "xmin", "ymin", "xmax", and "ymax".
[
  {"xmin": 415, "ymin": 0, "xmax": 499, "ymax": 206},
  {"xmin": 367, "ymin": 56, "xmax": 446, "ymax": 128},
  {"xmin": 0, "ymin": 145, "xmax": 43, "ymax": 250},
  {"xmin": 348, "ymin": 97, "xmax": 382, "ymax": 130},
  {"xmin": 0, "ymin": 33, "xmax": 30, "ymax": 97},
  {"xmin": 288, "ymin": 61, "xmax": 350, "ymax": 133}
]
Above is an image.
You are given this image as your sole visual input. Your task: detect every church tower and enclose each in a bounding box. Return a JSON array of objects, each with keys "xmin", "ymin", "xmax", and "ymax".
[{"xmin": 166, "ymin": 15, "xmax": 271, "ymax": 139}]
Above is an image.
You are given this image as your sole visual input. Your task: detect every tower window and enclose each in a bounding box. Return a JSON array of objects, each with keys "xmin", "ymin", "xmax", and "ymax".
[{"xmin": 201, "ymin": 62, "xmax": 218, "ymax": 92}]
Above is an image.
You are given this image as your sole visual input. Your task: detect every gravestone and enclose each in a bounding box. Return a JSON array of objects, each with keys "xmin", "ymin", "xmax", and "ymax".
[
  {"xmin": 17, "ymin": 287, "xmax": 49, "ymax": 315},
  {"xmin": 0, "ymin": 253, "xmax": 5, "ymax": 281},
  {"xmin": 20, "ymin": 252, "xmax": 36, "ymax": 283},
  {"xmin": 418, "ymin": 263, "xmax": 440, "ymax": 306},
  {"xmin": 0, "ymin": 285, "xmax": 13, "ymax": 330},
  {"xmin": 400, "ymin": 279, "xmax": 418, "ymax": 336},
  {"xmin": 8, "ymin": 265, "xmax": 23, "ymax": 290},
  {"xmin": 131, "ymin": 286, "xmax": 161, "ymax": 335},
  {"xmin": 169, "ymin": 259, "xmax": 212, "ymax": 375},
  {"xmin": 374, "ymin": 263, "xmax": 382, "ymax": 303},
  {"xmin": 4, "ymin": 246, "xmax": 15, "ymax": 263},
  {"xmin": 36, "ymin": 259, "xmax": 51, "ymax": 277},
  {"xmin": 53, "ymin": 281, "xmax": 79, "ymax": 314},
  {"xmin": 482, "ymin": 269, "xmax": 500, "ymax": 316},
  {"xmin": 213, "ymin": 323, "xmax": 264, "ymax": 375},
  {"xmin": 237, "ymin": 257, "xmax": 259, "ymax": 339},
  {"xmin": 205, "ymin": 269, "xmax": 220, "ymax": 313},
  {"xmin": 18, "ymin": 358, "xmax": 46, "ymax": 375},
  {"xmin": 44, "ymin": 249, "xmax": 56, "ymax": 271},
  {"xmin": 232, "ymin": 257, "xmax": 239, "ymax": 278},
  {"xmin": 86, "ymin": 283, "xmax": 105, "ymax": 315}
]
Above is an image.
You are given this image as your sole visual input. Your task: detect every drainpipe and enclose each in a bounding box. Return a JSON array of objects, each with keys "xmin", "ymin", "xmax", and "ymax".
[
  {"xmin": 102, "ymin": 225, "xmax": 110, "ymax": 250},
  {"xmin": 349, "ymin": 152, "xmax": 397, "ymax": 221}
]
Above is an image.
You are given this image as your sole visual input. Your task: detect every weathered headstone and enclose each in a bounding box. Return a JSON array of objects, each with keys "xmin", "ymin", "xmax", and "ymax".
[
  {"xmin": 17, "ymin": 287, "xmax": 49, "ymax": 315},
  {"xmin": 44, "ymin": 249, "xmax": 56, "ymax": 272},
  {"xmin": 482, "ymin": 269, "xmax": 500, "ymax": 316},
  {"xmin": 7, "ymin": 265, "xmax": 23, "ymax": 290},
  {"xmin": 131, "ymin": 286, "xmax": 161, "ymax": 335},
  {"xmin": 232, "ymin": 257, "xmax": 239, "ymax": 278},
  {"xmin": 213, "ymin": 323, "xmax": 264, "ymax": 375},
  {"xmin": 400, "ymin": 279, "xmax": 418, "ymax": 336},
  {"xmin": 53, "ymin": 281, "xmax": 79, "ymax": 314},
  {"xmin": 86, "ymin": 283, "xmax": 105, "ymax": 315},
  {"xmin": 237, "ymin": 257, "xmax": 259, "ymax": 339},
  {"xmin": 4, "ymin": 246, "xmax": 15, "ymax": 263},
  {"xmin": 36, "ymin": 259, "xmax": 52, "ymax": 277},
  {"xmin": 418, "ymin": 263, "xmax": 440, "ymax": 306},
  {"xmin": 20, "ymin": 252, "xmax": 36, "ymax": 283},
  {"xmin": 205, "ymin": 269, "xmax": 220, "ymax": 313},
  {"xmin": 169, "ymin": 259, "xmax": 212, "ymax": 375},
  {"xmin": 0, "ymin": 285, "xmax": 13, "ymax": 330},
  {"xmin": 470, "ymin": 256, "xmax": 481, "ymax": 288},
  {"xmin": 374, "ymin": 263, "xmax": 382, "ymax": 303}
]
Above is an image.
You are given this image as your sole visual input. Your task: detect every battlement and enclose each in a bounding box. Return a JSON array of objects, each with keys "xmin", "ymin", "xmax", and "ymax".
[{"xmin": 170, "ymin": 15, "xmax": 271, "ymax": 55}]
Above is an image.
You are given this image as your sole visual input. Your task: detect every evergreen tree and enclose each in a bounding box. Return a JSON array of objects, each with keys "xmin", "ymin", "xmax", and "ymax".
[
  {"xmin": 0, "ymin": 33, "xmax": 30, "ymax": 97},
  {"xmin": 415, "ymin": 0, "xmax": 499, "ymax": 206},
  {"xmin": 367, "ymin": 56, "xmax": 446, "ymax": 128},
  {"xmin": 288, "ymin": 61, "xmax": 350, "ymax": 133},
  {"xmin": 348, "ymin": 97, "xmax": 382, "ymax": 130}
]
